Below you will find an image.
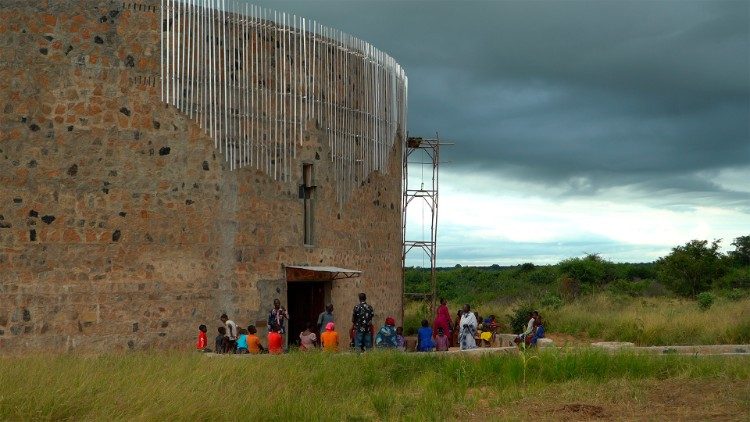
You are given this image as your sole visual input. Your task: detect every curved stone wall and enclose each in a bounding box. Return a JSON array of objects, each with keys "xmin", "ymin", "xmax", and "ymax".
[{"xmin": 0, "ymin": 0, "xmax": 405, "ymax": 352}]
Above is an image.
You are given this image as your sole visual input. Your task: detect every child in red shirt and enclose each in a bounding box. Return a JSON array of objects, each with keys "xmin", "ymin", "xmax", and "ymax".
[
  {"xmin": 268, "ymin": 324, "xmax": 283, "ymax": 354},
  {"xmin": 196, "ymin": 324, "xmax": 208, "ymax": 351}
]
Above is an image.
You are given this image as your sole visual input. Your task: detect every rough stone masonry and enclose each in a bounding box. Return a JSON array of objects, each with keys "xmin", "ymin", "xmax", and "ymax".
[{"xmin": 0, "ymin": 0, "xmax": 405, "ymax": 352}]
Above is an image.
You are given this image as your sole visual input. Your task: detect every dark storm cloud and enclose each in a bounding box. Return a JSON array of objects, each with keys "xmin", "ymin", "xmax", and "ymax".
[{"xmin": 251, "ymin": 0, "xmax": 749, "ymax": 210}]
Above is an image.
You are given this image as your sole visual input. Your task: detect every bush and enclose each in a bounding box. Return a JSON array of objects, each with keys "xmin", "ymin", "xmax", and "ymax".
[
  {"xmin": 507, "ymin": 303, "xmax": 536, "ymax": 334},
  {"xmin": 559, "ymin": 275, "xmax": 580, "ymax": 300},
  {"xmin": 526, "ymin": 267, "xmax": 558, "ymax": 285},
  {"xmin": 623, "ymin": 263, "xmax": 658, "ymax": 281},
  {"xmin": 656, "ymin": 239, "xmax": 726, "ymax": 297},
  {"xmin": 729, "ymin": 235, "xmax": 750, "ymax": 266},
  {"xmin": 607, "ymin": 279, "xmax": 650, "ymax": 297},
  {"xmin": 403, "ymin": 301, "xmax": 430, "ymax": 336},
  {"xmin": 697, "ymin": 292, "xmax": 715, "ymax": 310},
  {"xmin": 715, "ymin": 267, "xmax": 750, "ymax": 290},
  {"xmin": 519, "ymin": 262, "xmax": 536, "ymax": 272},
  {"xmin": 540, "ymin": 293, "xmax": 564, "ymax": 309},
  {"xmin": 559, "ymin": 254, "xmax": 615, "ymax": 286},
  {"xmin": 724, "ymin": 288, "xmax": 746, "ymax": 302},
  {"xmin": 641, "ymin": 281, "xmax": 671, "ymax": 297}
]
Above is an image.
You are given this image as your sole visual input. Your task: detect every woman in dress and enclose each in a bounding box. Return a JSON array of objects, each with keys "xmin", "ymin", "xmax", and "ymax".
[
  {"xmin": 458, "ymin": 304, "xmax": 478, "ymax": 350},
  {"xmin": 433, "ymin": 298, "xmax": 452, "ymax": 342}
]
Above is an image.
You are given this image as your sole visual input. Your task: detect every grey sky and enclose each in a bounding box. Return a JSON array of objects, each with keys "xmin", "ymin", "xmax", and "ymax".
[{"xmin": 251, "ymin": 0, "xmax": 750, "ymax": 264}]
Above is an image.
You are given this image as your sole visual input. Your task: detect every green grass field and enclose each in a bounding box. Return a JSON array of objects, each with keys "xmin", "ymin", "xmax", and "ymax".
[
  {"xmin": 1, "ymin": 350, "xmax": 748, "ymax": 420},
  {"xmin": 404, "ymin": 295, "xmax": 750, "ymax": 346},
  {"xmin": 547, "ymin": 294, "xmax": 750, "ymax": 346}
]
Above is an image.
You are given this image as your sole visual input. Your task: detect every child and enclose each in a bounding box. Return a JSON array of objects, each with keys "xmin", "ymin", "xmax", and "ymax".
[
  {"xmin": 435, "ymin": 327, "xmax": 449, "ymax": 351},
  {"xmin": 396, "ymin": 326, "xmax": 406, "ymax": 351},
  {"xmin": 320, "ymin": 322, "xmax": 339, "ymax": 352},
  {"xmin": 480, "ymin": 315, "xmax": 498, "ymax": 347},
  {"xmin": 417, "ymin": 319, "xmax": 435, "ymax": 352},
  {"xmin": 268, "ymin": 324, "xmax": 283, "ymax": 354},
  {"xmin": 196, "ymin": 324, "xmax": 208, "ymax": 351},
  {"xmin": 247, "ymin": 325, "xmax": 265, "ymax": 354},
  {"xmin": 236, "ymin": 328, "xmax": 249, "ymax": 354},
  {"xmin": 215, "ymin": 326, "xmax": 228, "ymax": 354},
  {"xmin": 299, "ymin": 322, "xmax": 317, "ymax": 351},
  {"xmin": 348, "ymin": 325, "xmax": 356, "ymax": 349}
]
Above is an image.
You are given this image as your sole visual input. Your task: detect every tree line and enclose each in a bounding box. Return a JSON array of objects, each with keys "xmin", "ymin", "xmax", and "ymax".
[{"xmin": 405, "ymin": 235, "xmax": 750, "ymax": 302}]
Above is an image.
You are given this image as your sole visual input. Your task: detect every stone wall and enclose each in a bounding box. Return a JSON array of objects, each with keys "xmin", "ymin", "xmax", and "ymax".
[{"xmin": 0, "ymin": 0, "xmax": 404, "ymax": 352}]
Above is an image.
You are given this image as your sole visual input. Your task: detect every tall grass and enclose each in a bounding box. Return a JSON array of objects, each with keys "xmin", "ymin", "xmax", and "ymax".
[
  {"xmin": 547, "ymin": 294, "xmax": 750, "ymax": 345},
  {"xmin": 0, "ymin": 350, "xmax": 747, "ymax": 420}
]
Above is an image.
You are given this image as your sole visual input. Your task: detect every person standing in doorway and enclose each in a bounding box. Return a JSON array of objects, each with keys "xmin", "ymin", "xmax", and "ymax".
[
  {"xmin": 317, "ymin": 304, "xmax": 334, "ymax": 334},
  {"xmin": 351, "ymin": 292, "xmax": 374, "ymax": 352},
  {"xmin": 268, "ymin": 298, "xmax": 289, "ymax": 340}
]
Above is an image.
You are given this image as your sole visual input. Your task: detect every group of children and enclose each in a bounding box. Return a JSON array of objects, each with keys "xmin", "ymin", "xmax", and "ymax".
[
  {"xmin": 196, "ymin": 323, "xmax": 286, "ymax": 354},
  {"xmin": 416, "ymin": 319, "xmax": 453, "ymax": 352},
  {"xmin": 196, "ymin": 317, "xmax": 418, "ymax": 354},
  {"xmin": 197, "ymin": 314, "xmax": 545, "ymax": 354}
]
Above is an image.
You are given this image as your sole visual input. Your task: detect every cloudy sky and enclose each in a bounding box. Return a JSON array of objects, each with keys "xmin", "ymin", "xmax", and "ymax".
[{"xmin": 251, "ymin": 0, "xmax": 750, "ymax": 266}]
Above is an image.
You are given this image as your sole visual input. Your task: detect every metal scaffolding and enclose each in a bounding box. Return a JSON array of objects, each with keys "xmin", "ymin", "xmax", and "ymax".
[{"xmin": 402, "ymin": 136, "xmax": 446, "ymax": 314}]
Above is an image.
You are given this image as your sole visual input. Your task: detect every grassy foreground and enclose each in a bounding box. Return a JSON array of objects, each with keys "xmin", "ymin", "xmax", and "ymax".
[{"xmin": 1, "ymin": 350, "xmax": 748, "ymax": 420}]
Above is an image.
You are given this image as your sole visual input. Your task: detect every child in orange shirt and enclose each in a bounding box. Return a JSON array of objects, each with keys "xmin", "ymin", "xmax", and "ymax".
[
  {"xmin": 321, "ymin": 322, "xmax": 339, "ymax": 352},
  {"xmin": 268, "ymin": 324, "xmax": 284, "ymax": 354},
  {"xmin": 247, "ymin": 325, "xmax": 265, "ymax": 354}
]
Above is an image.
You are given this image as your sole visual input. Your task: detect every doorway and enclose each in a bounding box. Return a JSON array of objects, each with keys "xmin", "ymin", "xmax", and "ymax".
[{"xmin": 286, "ymin": 281, "xmax": 329, "ymax": 346}]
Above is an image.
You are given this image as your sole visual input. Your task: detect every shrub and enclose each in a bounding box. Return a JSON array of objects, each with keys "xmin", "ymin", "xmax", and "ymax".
[
  {"xmin": 729, "ymin": 235, "xmax": 750, "ymax": 266},
  {"xmin": 656, "ymin": 239, "xmax": 727, "ymax": 297},
  {"xmin": 559, "ymin": 275, "xmax": 580, "ymax": 300},
  {"xmin": 507, "ymin": 303, "xmax": 536, "ymax": 334},
  {"xmin": 715, "ymin": 267, "xmax": 750, "ymax": 290},
  {"xmin": 725, "ymin": 288, "xmax": 746, "ymax": 302},
  {"xmin": 607, "ymin": 279, "xmax": 650, "ymax": 297},
  {"xmin": 642, "ymin": 280, "xmax": 671, "ymax": 297},
  {"xmin": 403, "ymin": 301, "xmax": 430, "ymax": 336},
  {"xmin": 527, "ymin": 267, "xmax": 558, "ymax": 285},
  {"xmin": 559, "ymin": 254, "xmax": 615, "ymax": 286},
  {"xmin": 623, "ymin": 263, "xmax": 658, "ymax": 281},
  {"xmin": 519, "ymin": 262, "xmax": 535, "ymax": 272},
  {"xmin": 540, "ymin": 293, "xmax": 564, "ymax": 309},
  {"xmin": 697, "ymin": 292, "xmax": 715, "ymax": 310}
]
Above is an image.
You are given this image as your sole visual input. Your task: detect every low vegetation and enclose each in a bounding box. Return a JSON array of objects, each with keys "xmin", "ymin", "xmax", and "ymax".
[
  {"xmin": 0, "ymin": 350, "xmax": 747, "ymax": 420},
  {"xmin": 547, "ymin": 294, "xmax": 750, "ymax": 345},
  {"xmin": 404, "ymin": 235, "xmax": 750, "ymax": 345}
]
